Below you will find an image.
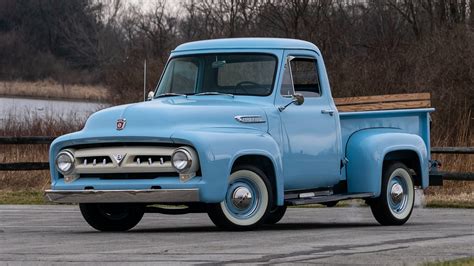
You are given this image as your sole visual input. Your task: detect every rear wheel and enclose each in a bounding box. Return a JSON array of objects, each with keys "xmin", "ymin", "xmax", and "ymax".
[
  {"xmin": 370, "ymin": 162, "xmax": 414, "ymax": 225},
  {"xmin": 79, "ymin": 203, "xmax": 145, "ymax": 231},
  {"xmin": 207, "ymin": 165, "xmax": 273, "ymax": 230}
]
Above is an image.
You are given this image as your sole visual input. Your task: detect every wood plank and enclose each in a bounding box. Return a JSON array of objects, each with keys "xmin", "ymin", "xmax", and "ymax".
[
  {"xmin": 337, "ymin": 100, "xmax": 431, "ymax": 112},
  {"xmin": 334, "ymin": 93, "xmax": 430, "ymax": 106}
]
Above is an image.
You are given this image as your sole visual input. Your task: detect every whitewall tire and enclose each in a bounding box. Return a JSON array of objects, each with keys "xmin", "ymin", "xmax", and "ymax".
[
  {"xmin": 207, "ymin": 165, "xmax": 273, "ymax": 230},
  {"xmin": 370, "ymin": 162, "xmax": 415, "ymax": 225}
]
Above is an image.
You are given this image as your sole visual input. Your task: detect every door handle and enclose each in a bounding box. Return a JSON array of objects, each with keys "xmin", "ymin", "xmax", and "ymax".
[{"xmin": 321, "ymin": 109, "xmax": 335, "ymax": 116}]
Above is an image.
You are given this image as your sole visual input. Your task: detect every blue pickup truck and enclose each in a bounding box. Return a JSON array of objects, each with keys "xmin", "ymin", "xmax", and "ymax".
[{"xmin": 45, "ymin": 38, "xmax": 441, "ymax": 231}]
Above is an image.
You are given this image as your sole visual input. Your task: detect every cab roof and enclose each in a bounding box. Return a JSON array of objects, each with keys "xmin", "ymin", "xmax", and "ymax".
[{"xmin": 173, "ymin": 38, "xmax": 320, "ymax": 53}]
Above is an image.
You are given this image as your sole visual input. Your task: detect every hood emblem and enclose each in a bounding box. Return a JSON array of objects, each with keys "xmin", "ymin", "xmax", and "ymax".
[
  {"xmin": 116, "ymin": 118, "xmax": 126, "ymax": 130},
  {"xmin": 112, "ymin": 153, "xmax": 126, "ymax": 166}
]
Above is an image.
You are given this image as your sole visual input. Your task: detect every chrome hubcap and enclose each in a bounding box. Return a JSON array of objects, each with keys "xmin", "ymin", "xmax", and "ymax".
[
  {"xmin": 231, "ymin": 186, "xmax": 253, "ymax": 210},
  {"xmin": 388, "ymin": 175, "xmax": 409, "ymax": 214},
  {"xmin": 390, "ymin": 183, "xmax": 404, "ymax": 204}
]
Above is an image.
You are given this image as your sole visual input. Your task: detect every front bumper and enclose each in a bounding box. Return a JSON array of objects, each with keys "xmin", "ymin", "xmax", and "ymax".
[{"xmin": 44, "ymin": 189, "xmax": 200, "ymax": 203}]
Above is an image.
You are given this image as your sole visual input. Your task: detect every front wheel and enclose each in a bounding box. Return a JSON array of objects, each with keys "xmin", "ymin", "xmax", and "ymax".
[
  {"xmin": 79, "ymin": 203, "xmax": 145, "ymax": 231},
  {"xmin": 264, "ymin": 205, "xmax": 287, "ymax": 224},
  {"xmin": 207, "ymin": 165, "xmax": 273, "ymax": 230},
  {"xmin": 370, "ymin": 162, "xmax": 415, "ymax": 225}
]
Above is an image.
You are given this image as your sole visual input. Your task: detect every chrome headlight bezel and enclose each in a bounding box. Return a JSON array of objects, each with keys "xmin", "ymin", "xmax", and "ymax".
[
  {"xmin": 55, "ymin": 150, "xmax": 75, "ymax": 175},
  {"xmin": 171, "ymin": 148, "xmax": 193, "ymax": 173}
]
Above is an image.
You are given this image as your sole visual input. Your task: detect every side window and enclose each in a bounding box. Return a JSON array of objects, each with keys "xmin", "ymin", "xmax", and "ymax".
[{"xmin": 280, "ymin": 57, "xmax": 321, "ymax": 97}]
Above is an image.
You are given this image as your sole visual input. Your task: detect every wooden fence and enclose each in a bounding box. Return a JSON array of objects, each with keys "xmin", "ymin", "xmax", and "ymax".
[{"xmin": 0, "ymin": 136, "xmax": 472, "ymax": 181}]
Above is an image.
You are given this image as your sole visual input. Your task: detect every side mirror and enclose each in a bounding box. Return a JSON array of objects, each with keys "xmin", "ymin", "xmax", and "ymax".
[
  {"xmin": 146, "ymin": 91, "xmax": 154, "ymax": 101},
  {"xmin": 293, "ymin": 93, "xmax": 304, "ymax": 105},
  {"xmin": 278, "ymin": 93, "xmax": 305, "ymax": 112}
]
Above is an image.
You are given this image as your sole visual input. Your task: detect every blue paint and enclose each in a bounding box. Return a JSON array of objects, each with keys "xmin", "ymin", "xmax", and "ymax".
[{"xmin": 49, "ymin": 38, "xmax": 433, "ymax": 206}]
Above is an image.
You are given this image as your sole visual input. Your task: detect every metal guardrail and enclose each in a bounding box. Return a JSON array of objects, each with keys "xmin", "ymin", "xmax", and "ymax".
[{"xmin": 0, "ymin": 137, "xmax": 472, "ymax": 181}]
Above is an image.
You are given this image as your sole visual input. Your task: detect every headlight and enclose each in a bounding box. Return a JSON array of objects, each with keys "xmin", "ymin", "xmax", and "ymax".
[
  {"xmin": 55, "ymin": 150, "xmax": 75, "ymax": 175},
  {"xmin": 172, "ymin": 148, "xmax": 192, "ymax": 172}
]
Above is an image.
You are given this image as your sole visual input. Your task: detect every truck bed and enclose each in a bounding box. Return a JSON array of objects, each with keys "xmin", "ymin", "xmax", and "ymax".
[{"xmin": 336, "ymin": 93, "xmax": 434, "ymax": 179}]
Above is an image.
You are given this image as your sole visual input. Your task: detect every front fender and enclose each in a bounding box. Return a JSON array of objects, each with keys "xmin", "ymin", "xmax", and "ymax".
[
  {"xmin": 171, "ymin": 127, "xmax": 284, "ymax": 205},
  {"xmin": 346, "ymin": 128, "xmax": 428, "ymax": 197}
]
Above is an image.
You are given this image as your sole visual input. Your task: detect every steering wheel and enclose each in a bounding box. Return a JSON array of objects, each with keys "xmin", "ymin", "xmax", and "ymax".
[
  {"xmin": 236, "ymin": 81, "xmax": 260, "ymax": 87},
  {"xmin": 235, "ymin": 81, "xmax": 260, "ymax": 94}
]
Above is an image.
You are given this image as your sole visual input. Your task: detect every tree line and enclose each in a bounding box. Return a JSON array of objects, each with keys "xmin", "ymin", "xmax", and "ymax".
[{"xmin": 0, "ymin": 0, "xmax": 472, "ymax": 143}]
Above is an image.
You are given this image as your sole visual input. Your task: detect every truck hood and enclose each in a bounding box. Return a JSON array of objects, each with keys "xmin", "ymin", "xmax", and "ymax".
[{"xmin": 80, "ymin": 96, "xmax": 269, "ymax": 141}]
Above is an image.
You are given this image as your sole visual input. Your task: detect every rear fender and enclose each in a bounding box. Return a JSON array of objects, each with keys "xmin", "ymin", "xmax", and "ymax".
[{"xmin": 345, "ymin": 128, "xmax": 428, "ymax": 197}]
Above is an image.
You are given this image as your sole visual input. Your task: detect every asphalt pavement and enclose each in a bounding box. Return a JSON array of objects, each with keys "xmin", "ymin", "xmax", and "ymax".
[{"xmin": 0, "ymin": 205, "xmax": 473, "ymax": 265}]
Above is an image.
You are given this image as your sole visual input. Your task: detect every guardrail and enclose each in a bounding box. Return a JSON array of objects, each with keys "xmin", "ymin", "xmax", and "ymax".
[{"xmin": 0, "ymin": 137, "xmax": 472, "ymax": 181}]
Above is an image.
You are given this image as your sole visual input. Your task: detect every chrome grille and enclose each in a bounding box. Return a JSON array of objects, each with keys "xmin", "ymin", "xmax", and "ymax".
[{"xmin": 71, "ymin": 146, "xmax": 176, "ymax": 174}]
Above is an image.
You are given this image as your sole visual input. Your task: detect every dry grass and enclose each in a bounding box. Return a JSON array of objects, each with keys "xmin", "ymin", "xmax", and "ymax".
[
  {"xmin": 425, "ymin": 109, "xmax": 474, "ymax": 208},
  {"xmin": 424, "ymin": 257, "xmax": 474, "ymax": 266},
  {"xmin": 0, "ymin": 113, "xmax": 85, "ymax": 194},
  {"xmin": 0, "ymin": 190, "xmax": 48, "ymax": 204},
  {"xmin": 0, "ymin": 80, "xmax": 110, "ymax": 102}
]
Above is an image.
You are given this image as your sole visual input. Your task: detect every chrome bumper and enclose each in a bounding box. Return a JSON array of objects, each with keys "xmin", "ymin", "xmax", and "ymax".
[{"xmin": 44, "ymin": 189, "xmax": 200, "ymax": 203}]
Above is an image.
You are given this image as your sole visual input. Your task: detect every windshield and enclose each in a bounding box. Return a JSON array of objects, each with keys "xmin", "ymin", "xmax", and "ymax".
[{"xmin": 156, "ymin": 53, "xmax": 277, "ymax": 97}]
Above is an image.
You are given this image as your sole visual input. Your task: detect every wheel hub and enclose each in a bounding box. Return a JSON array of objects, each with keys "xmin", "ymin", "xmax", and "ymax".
[
  {"xmin": 231, "ymin": 186, "xmax": 253, "ymax": 210},
  {"xmin": 390, "ymin": 183, "xmax": 404, "ymax": 204}
]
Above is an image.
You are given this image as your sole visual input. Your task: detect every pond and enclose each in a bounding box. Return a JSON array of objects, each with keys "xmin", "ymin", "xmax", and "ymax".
[{"xmin": 0, "ymin": 97, "xmax": 109, "ymax": 123}]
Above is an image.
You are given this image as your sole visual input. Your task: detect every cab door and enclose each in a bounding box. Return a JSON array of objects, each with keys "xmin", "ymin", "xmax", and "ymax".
[{"xmin": 277, "ymin": 50, "xmax": 341, "ymax": 191}]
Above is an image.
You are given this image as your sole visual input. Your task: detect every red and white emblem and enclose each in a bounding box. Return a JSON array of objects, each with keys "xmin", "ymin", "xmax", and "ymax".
[{"xmin": 116, "ymin": 118, "xmax": 126, "ymax": 130}]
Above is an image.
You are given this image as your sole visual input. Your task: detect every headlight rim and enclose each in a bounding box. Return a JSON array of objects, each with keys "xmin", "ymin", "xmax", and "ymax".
[
  {"xmin": 55, "ymin": 150, "xmax": 75, "ymax": 175},
  {"xmin": 171, "ymin": 148, "xmax": 193, "ymax": 173}
]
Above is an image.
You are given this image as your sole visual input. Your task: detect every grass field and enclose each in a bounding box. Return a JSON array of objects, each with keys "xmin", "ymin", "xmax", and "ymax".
[
  {"xmin": 424, "ymin": 257, "xmax": 474, "ymax": 266},
  {"xmin": 0, "ymin": 80, "xmax": 109, "ymax": 102}
]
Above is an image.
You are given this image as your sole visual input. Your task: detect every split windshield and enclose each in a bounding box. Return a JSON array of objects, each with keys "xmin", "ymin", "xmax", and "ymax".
[{"xmin": 155, "ymin": 53, "xmax": 277, "ymax": 97}]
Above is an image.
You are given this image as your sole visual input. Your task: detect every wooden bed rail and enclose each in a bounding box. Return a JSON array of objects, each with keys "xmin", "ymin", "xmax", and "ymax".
[{"xmin": 334, "ymin": 93, "xmax": 431, "ymax": 112}]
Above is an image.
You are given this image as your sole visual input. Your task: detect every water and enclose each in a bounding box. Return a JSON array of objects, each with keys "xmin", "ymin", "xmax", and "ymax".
[{"xmin": 0, "ymin": 97, "xmax": 109, "ymax": 122}]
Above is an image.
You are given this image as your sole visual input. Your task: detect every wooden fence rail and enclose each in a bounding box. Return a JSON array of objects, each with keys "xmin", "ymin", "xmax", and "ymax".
[
  {"xmin": 0, "ymin": 137, "xmax": 472, "ymax": 181},
  {"xmin": 0, "ymin": 136, "xmax": 55, "ymax": 144},
  {"xmin": 431, "ymin": 147, "xmax": 474, "ymax": 154}
]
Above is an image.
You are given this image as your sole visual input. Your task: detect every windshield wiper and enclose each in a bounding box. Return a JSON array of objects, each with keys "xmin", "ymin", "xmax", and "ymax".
[
  {"xmin": 155, "ymin": 93, "xmax": 187, "ymax": 98},
  {"xmin": 193, "ymin": 92, "xmax": 234, "ymax": 97}
]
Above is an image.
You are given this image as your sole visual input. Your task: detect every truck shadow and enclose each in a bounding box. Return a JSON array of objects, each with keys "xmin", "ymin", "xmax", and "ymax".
[{"xmin": 121, "ymin": 222, "xmax": 379, "ymax": 234}]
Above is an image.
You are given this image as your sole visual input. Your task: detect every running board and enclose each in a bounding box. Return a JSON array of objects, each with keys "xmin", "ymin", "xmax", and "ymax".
[{"xmin": 285, "ymin": 192, "xmax": 374, "ymax": 206}]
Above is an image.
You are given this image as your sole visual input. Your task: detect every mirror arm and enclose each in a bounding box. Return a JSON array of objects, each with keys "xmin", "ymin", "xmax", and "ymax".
[
  {"xmin": 278, "ymin": 99, "xmax": 296, "ymax": 112},
  {"xmin": 278, "ymin": 93, "xmax": 304, "ymax": 112}
]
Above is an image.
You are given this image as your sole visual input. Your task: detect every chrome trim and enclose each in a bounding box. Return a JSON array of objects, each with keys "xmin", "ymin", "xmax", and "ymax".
[
  {"xmin": 72, "ymin": 146, "xmax": 176, "ymax": 174},
  {"xmin": 55, "ymin": 150, "xmax": 75, "ymax": 175},
  {"xmin": 390, "ymin": 183, "xmax": 404, "ymax": 203},
  {"xmin": 171, "ymin": 147, "xmax": 199, "ymax": 175},
  {"xmin": 231, "ymin": 186, "xmax": 252, "ymax": 210},
  {"xmin": 234, "ymin": 115, "xmax": 266, "ymax": 123},
  {"xmin": 171, "ymin": 148, "xmax": 193, "ymax": 172},
  {"xmin": 321, "ymin": 109, "xmax": 335, "ymax": 116},
  {"xmin": 44, "ymin": 189, "xmax": 200, "ymax": 203}
]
